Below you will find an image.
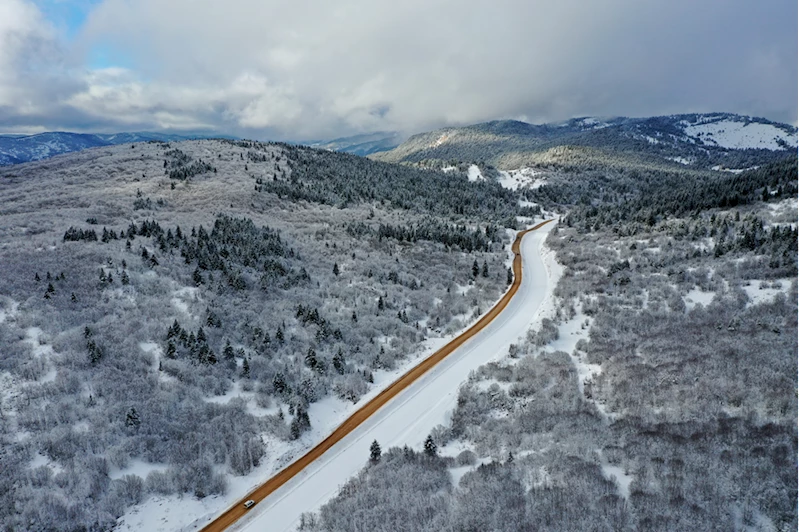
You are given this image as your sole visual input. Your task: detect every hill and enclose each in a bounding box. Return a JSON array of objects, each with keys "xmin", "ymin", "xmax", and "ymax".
[
  {"xmin": 0, "ymin": 138, "xmax": 534, "ymax": 531},
  {"xmin": 0, "ymin": 132, "xmax": 237, "ymax": 166},
  {"xmin": 307, "ymin": 131, "xmax": 403, "ymax": 156},
  {"xmin": 372, "ymin": 113, "xmax": 797, "ymax": 172}
]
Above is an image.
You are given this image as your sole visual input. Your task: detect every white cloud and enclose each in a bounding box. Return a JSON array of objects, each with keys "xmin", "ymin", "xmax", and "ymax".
[{"xmin": 0, "ymin": 0, "xmax": 796, "ymax": 138}]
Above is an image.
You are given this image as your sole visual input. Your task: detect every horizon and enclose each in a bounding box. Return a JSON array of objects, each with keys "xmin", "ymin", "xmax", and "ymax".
[{"xmin": 2, "ymin": 110, "xmax": 797, "ymax": 143}]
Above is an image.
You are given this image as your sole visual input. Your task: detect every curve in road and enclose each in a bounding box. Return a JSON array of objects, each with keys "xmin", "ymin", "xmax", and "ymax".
[{"xmin": 201, "ymin": 219, "xmax": 553, "ymax": 532}]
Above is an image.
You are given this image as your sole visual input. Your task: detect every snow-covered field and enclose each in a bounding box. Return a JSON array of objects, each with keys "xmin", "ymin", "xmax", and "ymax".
[
  {"xmin": 683, "ymin": 119, "xmax": 797, "ymax": 151},
  {"xmin": 497, "ymin": 167, "xmax": 545, "ymax": 191},
  {"xmin": 224, "ymin": 224, "xmax": 555, "ymax": 532},
  {"xmin": 466, "ymin": 164, "xmax": 483, "ymax": 182}
]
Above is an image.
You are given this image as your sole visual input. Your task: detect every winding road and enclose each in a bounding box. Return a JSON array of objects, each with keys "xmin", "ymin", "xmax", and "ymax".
[{"xmin": 201, "ymin": 219, "xmax": 554, "ymax": 532}]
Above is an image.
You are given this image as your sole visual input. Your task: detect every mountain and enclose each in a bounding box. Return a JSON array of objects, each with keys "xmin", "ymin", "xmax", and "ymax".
[
  {"xmin": 0, "ymin": 131, "xmax": 237, "ymax": 166},
  {"xmin": 372, "ymin": 113, "xmax": 798, "ymax": 172},
  {"xmin": 307, "ymin": 131, "xmax": 403, "ymax": 156}
]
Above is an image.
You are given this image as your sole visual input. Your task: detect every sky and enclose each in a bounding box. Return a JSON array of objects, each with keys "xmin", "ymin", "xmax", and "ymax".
[{"xmin": 1, "ymin": 0, "xmax": 796, "ymax": 140}]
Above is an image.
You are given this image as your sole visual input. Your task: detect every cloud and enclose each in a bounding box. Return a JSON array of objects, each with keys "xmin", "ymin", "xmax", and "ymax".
[{"xmin": 1, "ymin": 0, "xmax": 796, "ymax": 138}]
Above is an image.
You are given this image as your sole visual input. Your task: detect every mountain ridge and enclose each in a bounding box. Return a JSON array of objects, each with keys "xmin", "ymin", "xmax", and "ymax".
[{"xmin": 372, "ymin": 112, "xmax": 798, "ymax": 172}]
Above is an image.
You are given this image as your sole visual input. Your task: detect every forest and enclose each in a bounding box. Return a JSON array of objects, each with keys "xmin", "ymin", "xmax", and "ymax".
[
  {"xmin": 0, "ymin": 139, "xmax": 527, "ymax": 531},
  {"xmin": 303, "ymin": 153, "xmax": 797, "ymax": 531}
]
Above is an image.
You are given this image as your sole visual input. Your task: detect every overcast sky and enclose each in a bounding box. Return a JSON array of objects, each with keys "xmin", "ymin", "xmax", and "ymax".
[{"xmin": 1, "ymin": 0, "xmax": 796, "ymax": 139}]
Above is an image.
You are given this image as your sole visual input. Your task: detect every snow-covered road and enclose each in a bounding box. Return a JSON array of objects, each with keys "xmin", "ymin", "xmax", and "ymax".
[{"xmin": 233, "ymin": 223, "xmax": 555, "ymax": 532}]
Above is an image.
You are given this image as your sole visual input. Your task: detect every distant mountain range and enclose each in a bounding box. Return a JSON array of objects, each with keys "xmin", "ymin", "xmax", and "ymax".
[
  {"xmin": 0, "ymin": 130, "xmax": 403, "ymax": 166},
  {"xmin": 306, "ymin": 131, "xmax": 403, "ymax": 156},
  {"xmin": 0, "ymin": 131, "xmax": 237, "ymax": 166},
  {"xmin": 371, "ymin": 113, "xmax": 798, "ymax": 172},
  {"xmin": 2, "ymin": 113, "xmax": 795, "ymax": 169}
]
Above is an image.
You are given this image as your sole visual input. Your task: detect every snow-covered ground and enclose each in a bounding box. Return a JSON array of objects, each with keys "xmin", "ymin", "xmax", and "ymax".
[
  {"xmin": 497, "ymin": 167, "xmax": 545, "ymax": 191},
  {"xmin": 466, "ymin": 164, "xmax": 483, "ymax": 182},
  {"xmin": 223, "ymin": 224, "xmax": 555, "ymax": 532},
  {"xmin": 683, "ymin": 119, "xmax": 797, "ymax": 151}
]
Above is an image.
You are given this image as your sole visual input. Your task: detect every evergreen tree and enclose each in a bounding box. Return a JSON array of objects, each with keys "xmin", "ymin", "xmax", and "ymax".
[
  {"xmin": 125, "ymin": 407, "xmax": 141, "ymax": 429},
  {"xmin": 166, "ymin": 341, "xmax": 176, "ymax": 359},
  {"xmin": 242, "ymin": 357, "xmax": 250, "ymax": 378},
  {"xmin": 333, "ymin": 263, "xmax": 340, "ymax": 276},
  {"xmin": 507, "ymin": 267, "xmax": 513, "ymax": 285},
  {"xmin": 472, "ymin": 259, "xmax": 480, "ymax": 278},
  {"xmin": 121, "ymin": 270, "xmax": 130, "ymax": 285},
  {"xmin": 424, "ymin": 434, "xmax": 437, "ymax": 457},
  {"xmin": 369, "ymin": 440, "xmax": 382, "ymax": 463},
  {"xmin": 193, "ymin": 267, "xmax": 204, "ymax": 286},
  {"xmin": 223, "ymin": 340, "xmax": 234, "ymax": 360},
  {"xmin": 482, "ymin": 260, "xmax": 489, "ymax": 277},
  {"xmin": 377, "ymin": 296, "xmax": 384, "ymax": 312},
  {"xmin": 333, "ymin": 348, "xmax": 345, "ymax": 374}
]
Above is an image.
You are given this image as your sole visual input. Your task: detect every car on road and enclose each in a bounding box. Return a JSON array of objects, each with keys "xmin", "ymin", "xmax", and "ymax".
[{"xmin": 244, "ymin": 500, "xmax": 256, "ymax": 509}]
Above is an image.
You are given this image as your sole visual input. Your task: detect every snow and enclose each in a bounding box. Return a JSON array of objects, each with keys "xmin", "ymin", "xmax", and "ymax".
[
  {"xmin": 684, "ymin": 288, "xmax": 716, "ymax": 310},
  {"xmin": 204, "ymin": 381, "xmax": 279, "ymax": 417},
  {"xmin": 466, "ymin": 164, "xmax": 483, "ymax": 182},
  {"xmin": 601, "ymin": 464, "xmax": 633, "ymax": 500},
  {"xmin": 110, "ymin": 459, "xmax": 168, "ymax": 481},
  {"xmin": 740, "ymin": 279, "xmax": 793, "ymax": 307},
  {"xmin": 684, "ymin": 120, "xmax": 797, "ymax": 151},
  {"xmin": 667, "ymin": 156, "xmax": 692, "ymax": 165},
  {"xmin": 24, "ymin": 327, "xmax": 55, "ymax": 358},
  {"xmin": 497, "ymin": 167, "xmax": 544, "ymax": 191},
  {"xmin": 29, "ymin": 453, "xmax": 64, "ymax": 475},
  {"xmin": 455, "ymin": 283, "xmax": 472, "ymax": 295},
  {"xmin": 711, "ymin": 165, "xmax": 757, "ymax": 174},
  {"xmin": 224, "ymin": 224, "xmax": 557, "ymax": 532},
  {"xmin": 0, "ymin": 300, "xmax": 19, "ymax": 325},
  {"xmin": 171, "ymin": 286, "xmax": 200, "ymax": 317},
  {"xmin": 441, "ymin": 166, "xmax": 457, "ymax": 173}
]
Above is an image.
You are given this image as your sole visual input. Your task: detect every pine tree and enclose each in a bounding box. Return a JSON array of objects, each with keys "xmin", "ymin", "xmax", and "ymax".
[
  {"xmin": 333, "ymin": 263, "xmax": 340, "ymax": 276},
  {"xmin": 472, "ymin": 259, "xmax": 480, "ymax": 278},
  {"xmin": 482, "ymin": 260, "xmax": 489, "ymax": 277},
  {"xmin": 377, "ymin": 296, "xmax": 384, "ymax": 312},
  {"xmin": 424, "ymin": 434, "xmax": 437, "ymax": 457},
  {"xmin": 125, "ymin": 407, "xmax": 141, "ymax": 429},
  {"xmin": 121, "ymin": 271, "xmax": 130, "ymax": 285},
  {"xmin": 193, "ymin": 268, "xmax": 204, "ymax": 286},
  {"xmin": 166, "ymin": 341, "xmax": 176, "ymax": 359},
  {"xmin": 305, "ymin": 348, "xmax": 318, "ymax": 371},
  {"xmin": 223, "ymin": 340, "xmax": 234, "ymax": 360},
  {"xmin": 333, "ymin": 348, "xmax": 345, "ymax": 374},
  {"xmin": 507, "ymin": 267, "xmax": 513, "ymax": 285},
  {"xmin": 370, "ymin": 440, "xmax": 382, "ymax": 463},
  {"xmin": 242, "ymin": 358, "xmax": 250, "ymax": 378}
]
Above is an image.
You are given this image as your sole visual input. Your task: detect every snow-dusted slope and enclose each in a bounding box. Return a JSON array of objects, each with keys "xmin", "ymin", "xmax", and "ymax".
[
  {"xmin": 683, "ymin": 118, "xmax": 797, "ymax": 150},
  {"xmin": 233, "ymin": 223, "xmax": 555, "ymax": 532}
]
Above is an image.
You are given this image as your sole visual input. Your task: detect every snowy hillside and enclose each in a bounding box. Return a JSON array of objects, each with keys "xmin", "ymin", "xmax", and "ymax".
[
  {"xmin": 372, "ymin": 113, "xmax": 797, "ymax": 172},
  {"xmin": 681, "ymin": 117, "xmax": 797, "ymax": 150}
]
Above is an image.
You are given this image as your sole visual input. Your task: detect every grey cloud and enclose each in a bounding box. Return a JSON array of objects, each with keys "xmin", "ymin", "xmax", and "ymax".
[{"xmin": 2, "ymin": 0, "xmax": 796, "ymax": 138}]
